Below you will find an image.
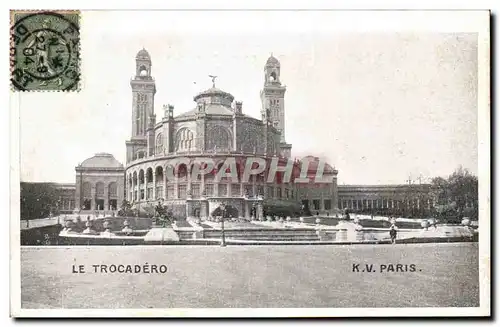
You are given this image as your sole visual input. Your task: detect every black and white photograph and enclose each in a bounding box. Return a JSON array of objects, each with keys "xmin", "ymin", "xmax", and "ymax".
[{"xmin": 9, "ymin": 8, "xmax": 490, "ymax": 318}]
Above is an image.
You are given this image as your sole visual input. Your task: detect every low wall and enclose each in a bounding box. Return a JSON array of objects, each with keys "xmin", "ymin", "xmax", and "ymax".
[
  {"xmin": 66, "ymin": 217, "xmax": 152, "ymax": 233},
  {"xmin": 58, "ymin": 234, "xmax": 145, "ymax": 246}
]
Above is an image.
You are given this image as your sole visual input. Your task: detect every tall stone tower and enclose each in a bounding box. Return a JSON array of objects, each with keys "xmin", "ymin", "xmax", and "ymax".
[
  {"xmin": 130, "ymin": 48, "xmax": 156, "ymax": 138},
  {"xmin": 260, "ymin": 55, "xmax": 292, "ymax": 157},
  {"xmin": 126, "ymin": 48, "xmax": 156, "ymax": 163}
]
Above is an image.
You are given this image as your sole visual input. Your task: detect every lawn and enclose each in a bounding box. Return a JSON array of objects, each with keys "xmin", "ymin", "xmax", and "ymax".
[{"xmin": 20, "ymin": 243, "xmax": 479, "ymax": 309}]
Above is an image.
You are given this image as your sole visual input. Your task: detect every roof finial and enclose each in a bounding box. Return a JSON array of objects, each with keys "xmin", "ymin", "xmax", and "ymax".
[{"xmin": 208, "ymin": 75, "xmax": 217, "ymax": 88}]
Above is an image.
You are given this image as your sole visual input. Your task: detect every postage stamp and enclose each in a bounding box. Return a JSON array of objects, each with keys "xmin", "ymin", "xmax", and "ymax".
[
  {"xmin": 10, "ymin": 10, "xmax": 80, "ymax": 91},
  {"xmin": 9, "ymin": 9, "xmax": 490, "ymax": 318}
]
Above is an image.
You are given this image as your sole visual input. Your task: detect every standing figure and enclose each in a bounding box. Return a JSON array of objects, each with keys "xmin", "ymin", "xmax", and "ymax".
[{"xmin": 389, "ymin": 225, "xmax": 398, "ymax": 244}]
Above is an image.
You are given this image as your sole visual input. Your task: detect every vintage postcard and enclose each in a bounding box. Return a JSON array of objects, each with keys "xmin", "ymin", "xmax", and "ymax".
[{"xmin": 10, "ymin": 9, "xmax": 490, "ymax": 317}]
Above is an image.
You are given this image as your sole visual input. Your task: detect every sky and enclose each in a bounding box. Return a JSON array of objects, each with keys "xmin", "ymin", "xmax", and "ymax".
[{"xmin": 15, "ymin": 11, "xmax": 482, "ymax": 185}]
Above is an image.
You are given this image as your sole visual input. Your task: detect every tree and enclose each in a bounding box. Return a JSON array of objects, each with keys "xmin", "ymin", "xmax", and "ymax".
[
  {"xmin": 431, "ymin": 166, "xmax": 478, "ymax": 222},
  {"xmin": 117, "ymin": 200, "xmax": 134, "ymax": 217},
  {"xmin": 447, "ymin": 166, "xmax": 478, "ymax": 217},
  {"xmin": 20, "ymin": 182, "xmax": 59, "ymax": 220}
]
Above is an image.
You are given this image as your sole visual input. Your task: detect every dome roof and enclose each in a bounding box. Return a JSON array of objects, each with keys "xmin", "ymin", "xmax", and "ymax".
[
  {"xmin": 193, "ymin": 87, "xmax": 234, "ymax": 102},
  {"xmin": 80, "ymin": 153, "xmax": 123, "ymax": 169},
  {"xmin": 136, "ymin": 48, "xmax": 151, "ymax": 60},
  {"xmin": 266, "ymin": 55, "xmax": 280, "ymax": 66},
  {"xmin": 176, "ymin": 86, "xmax": 254, "ymax": 119},
  {"xmin": 176, "ymin": 104, "xmax": 235, "ymax": 118}
]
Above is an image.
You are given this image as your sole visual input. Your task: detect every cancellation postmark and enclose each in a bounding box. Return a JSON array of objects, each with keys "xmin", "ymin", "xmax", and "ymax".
[{"xmin": 10, "ymin": 10, "xmax": 80, "ymax": 91}]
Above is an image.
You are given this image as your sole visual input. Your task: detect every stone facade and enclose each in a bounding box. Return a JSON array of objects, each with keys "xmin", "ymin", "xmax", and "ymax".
[
  {"xmin": 40, "ymin": 50, "xmax": 452, "ymax": 220},
  {"xmin": 122, "ymin": 49, "xmax": 306, "ymax": 220},
  {"xmin": 337, "ymin": 184, "xmax": 436, "ymax": 214},
  {"xmin": 52, "ymin": 50, "xmax": 445, "ymax": 219},
  {"xmin": 295, "ymin": 156, "xmax": 339, "ymax": 216},
  {"xmin": 74, "ymin": 153, "xmax": 125, "ymax": 212}
]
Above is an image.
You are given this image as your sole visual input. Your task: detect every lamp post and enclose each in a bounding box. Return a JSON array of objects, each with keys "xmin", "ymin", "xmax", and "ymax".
[{"xmin": 220, "ymin": 203, "xmax": 226, "ymax": 247}]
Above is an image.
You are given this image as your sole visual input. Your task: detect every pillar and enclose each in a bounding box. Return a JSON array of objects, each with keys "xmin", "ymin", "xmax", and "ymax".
[
  {"xmin": 91, "ymin": 185, "xmax": 96, "ymax": 210},
  {"xmin": 104, "ymin": 184, "xmax": 109, "ymax": 211},
  {"xmin": 174, "ymin": 175, "xmax": 179, "ymax": 199},
  {"xmin": 135, "ymin": 177, "xmax": 138, "ymax": 201},
  {"xmin": 201, "ymin": 170, "xmax": 205, "ymax": 197},
  {"xmin": 133, "ymin": 176, "xmax": 136, "ymax": 201},
  {"xmin": 187, "ymin": 164, "xmax": 192, "ymax": 198},
  {"xmin": 200, "ymin": 201, "xmax": 208, "ymax": 219},
  {"xmin": 257, "ymin": 202, "xmax": 263, "ymax": 220},
  {"xmin": 186, "ymin": 201, "xmax": 191, "ymax": 219},
  {"xmin": 75, "ymin": 176, "xmax": 81, "ymax": 211},
  {"xmin": 164, "ymin": 168, "xmax": 168, "ymax": 200},
  {"xmin": 245, "ymin": 201, "xmax": 250, "ymax": 219},
  {"xmin": 152, "ymin": 169, "xmax": 156, "ymax": 200},
  {"xmin": 130, "ymin": 177, "xmax": 133, "ymax": 202}
]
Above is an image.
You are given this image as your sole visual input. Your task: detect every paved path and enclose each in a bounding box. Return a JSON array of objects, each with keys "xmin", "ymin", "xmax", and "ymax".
[{"xmin": 20, "ymin": 243, "xmax": 479, "ymax": 309}]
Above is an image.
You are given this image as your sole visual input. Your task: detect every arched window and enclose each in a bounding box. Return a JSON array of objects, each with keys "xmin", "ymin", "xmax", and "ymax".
[
  {"xmin": 139, "ymin": 170, "xmax": 145, "ymax": 184},
  {"xmin": 82, "ymin": 182, "xmax": 91, "ymax": 198},
  {"xmin": 240, "ymin": 126, "xmax": 259, "ymax": 153},
  {"xmin": 136, "ymin": 94, "xmax": 147, "ymax": 135},
  {"xmin": 175, "ymin": 128, "xmax": 194, "ymax": 152},
  {"xmin": 155, "ymin": 166, "xmax": 164, "ymax": 183},
  {"xmin": 156, "ymin": 133, "xmax": 163, "ymax": 154},
  {"xmin": 206, "ymin": 125, "xmax": 231, "ymax": 151},
  {"xmin": 108, "ymin": 182, "xmax": 117, "ymax": 197},
  {"xmin": 139, "ymin": 65, "xmax": 148, "ymax": 76},
  {"xmin": 136, "ymin": 150, "xmax": 146, "ymax": 159},
  {"xmin": 146, "ymin": 167, "xmax": 153, "ymax": 183},
  {"xmin": 95, "ymin": 182, "xmax": 105, "ymax": 198}
]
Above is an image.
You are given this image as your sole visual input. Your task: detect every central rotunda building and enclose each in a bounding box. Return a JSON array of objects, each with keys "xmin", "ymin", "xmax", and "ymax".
[{"xmin": 124, "ymin": 49, "xmax": 338, "ymax": 220}]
